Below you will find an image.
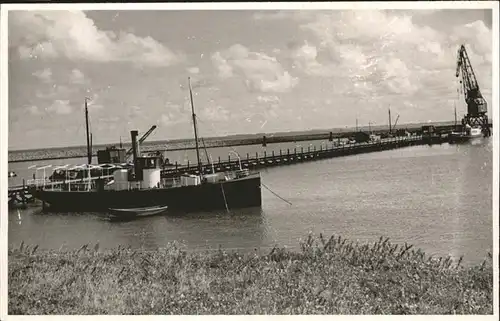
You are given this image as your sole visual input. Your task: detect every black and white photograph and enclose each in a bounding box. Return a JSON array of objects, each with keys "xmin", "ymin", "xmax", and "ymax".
[{"xmin": 1, "ymin": 1, "xmax": 498, "ymax": 316}]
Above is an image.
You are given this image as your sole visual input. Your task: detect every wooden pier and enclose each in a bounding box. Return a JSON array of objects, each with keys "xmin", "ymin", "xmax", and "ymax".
[
  {"xmin": 8, "ymin": 135, "xmax": 445, "ymax": 208},
  {"xmin": 161, "ymin": 135, "xmax": 437, "ymax": 177}
]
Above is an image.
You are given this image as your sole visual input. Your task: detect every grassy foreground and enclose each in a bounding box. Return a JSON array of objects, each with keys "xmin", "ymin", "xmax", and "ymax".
[{"xmin": 9, "ymin": 235, "xmax": 493, "ymax": 315}]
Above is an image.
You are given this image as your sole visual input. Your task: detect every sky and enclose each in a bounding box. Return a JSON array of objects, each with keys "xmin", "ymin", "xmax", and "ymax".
[{"xmin": 7, "ymin": 8, "xmax": 494, "ymax": 150}]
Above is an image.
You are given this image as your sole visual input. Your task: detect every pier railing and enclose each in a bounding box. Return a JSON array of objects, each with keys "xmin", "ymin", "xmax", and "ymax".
[{"xmin": 160, "ymin": 135, "xmax": 429, "ymax": 177}]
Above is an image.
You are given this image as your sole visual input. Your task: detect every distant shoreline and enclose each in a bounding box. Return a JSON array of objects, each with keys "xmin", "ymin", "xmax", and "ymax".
[
  {"xmin": 7, "ymin": 121, "xmax": 477, "ymax": 163},
  {"xmin": 8, "ymin": 133, "xmax": 331, "ymax": 163},
  {"xmin": 9, "ymin": 120, "xmax": 459, "ymax": 153}
]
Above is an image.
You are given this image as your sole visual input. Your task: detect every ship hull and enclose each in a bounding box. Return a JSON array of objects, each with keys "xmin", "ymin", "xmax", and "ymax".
[
  {"xmin": 31, "ymin": 174, "xmax": 262, "ymax": 213},
  {"xmin": 449, "ymin": 132, "xmax": 484, "ymax": 144}
]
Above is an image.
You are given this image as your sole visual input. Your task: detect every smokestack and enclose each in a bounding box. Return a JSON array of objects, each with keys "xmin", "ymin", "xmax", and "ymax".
[{"xmin": 131, "ymin": 130, "xmax": 139, "ymax": 178}]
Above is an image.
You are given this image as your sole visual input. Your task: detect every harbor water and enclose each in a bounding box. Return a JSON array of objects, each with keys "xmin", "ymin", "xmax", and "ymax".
[{"xmin": 8, "ymin": 138, "xmax": 493, "ymax": 266}]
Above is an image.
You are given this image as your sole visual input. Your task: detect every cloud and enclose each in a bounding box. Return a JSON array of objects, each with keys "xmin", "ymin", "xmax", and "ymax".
[
  {"xmin": 187, "ymin": 67, "xmax": 200, "ymax": 74},
  {"xmin": 201, "ymin": 105, "xmax": 230, "ymax": 122},
  {"xmin": 211, "ymin": 52, "xmax": 234, "ymax": 78},
  {"xmin": 160, "ymin": 113, "xmax": 176, "ymax": 126},
  {"xmin": 86, "ymin": 94, "xmax": 103, "ymax": 110},
  {"xmin": 47, "ymin": 100, "xmax": 72, "ymax": 115},
  {"xmin": 128, "ymin": 105, "xmax": 143, "ymax": 118},
  {"xmin": 211, "ymin": 44, "xmax": 299, "ymax": 93},
  {"xmin": 256, "ymin": 96, "xmax": 281, "ymax": 120},
  {"xmin": 160, "ymin": 112, "xmax": 186, "ymax": 126},
  {"xmin": 157, "ymin": 102, "xmax": 187, "ymax": 126},
  {"xmin": 452, "ymin": 20, "xmax": 492, "ymax": 63},
  {"xmin": 89, "ymin": 104, "xmax": 103, "ymax": 110},
  {"xmin": 32, "ymin": 68, "xmax": 53, "ymax": 83},
  {"xmin": 36, "ymin": 84, "xmax": 76, "ymax": 100},
  {"xmin": 9, "ymin": 11, "xmax": 184, "ymax": 67},
  {"xmin": 28, "ymin": 105, "xmax": 41, "ymax": 115},
  {"xmin": 289, "ymin": 42, "xmax": 335, "ymax": 77},
  {"xmin": 257, "ymin": 95, "xmax": 280, "ymax": 104},
  {"xmin": 70, "ymin": 68, "xmax": 86, "ymax": 84},
  {"xmin": 287, "ymin": 10, "xmax": 492, "ymax": 104}
]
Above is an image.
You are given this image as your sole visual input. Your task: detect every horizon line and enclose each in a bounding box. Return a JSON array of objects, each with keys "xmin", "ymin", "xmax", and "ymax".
[{"xmin": 7, "ymin": 119, "xmax": 474, "ymax": 153}]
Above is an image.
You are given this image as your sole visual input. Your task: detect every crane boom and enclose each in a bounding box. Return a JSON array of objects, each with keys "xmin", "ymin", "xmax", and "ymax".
[
  {"xmin": 392, "ymin": 115, "xmax": 400, "ymax": 131},
  {"xmin": 125, "ymin": 125, "xmax": 157, "ymax": 157},
  {"xmin": 455, "ymin": 45, "xmax": 487, "ymax": 116}
]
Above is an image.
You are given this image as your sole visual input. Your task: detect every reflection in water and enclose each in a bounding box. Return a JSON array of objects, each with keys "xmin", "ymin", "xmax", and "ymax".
[
  {"xmin": 97, "ymin": 208, "xmax": 267, "ymax": 251},
  {"xmin": 162, "ymin": 208, "xmax": 267, "ymax": 251},
  {"xmin": 16, "ymin": 209, "xmax": 22, "ymax": 225},
  {"xmin": 8, "ymin": 139, "xmax": 493, "ymax": 266},
  {"xmin": 446, "ymin": 139, "xmax": 492, "ymax": 261}
]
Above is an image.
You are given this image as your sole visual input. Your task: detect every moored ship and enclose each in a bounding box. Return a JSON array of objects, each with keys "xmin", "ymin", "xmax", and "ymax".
[
  {"xmin": 31, "ymin": 149, "xmax": 261, "ymax": 212},
  {"xmin": 449, "ymin": 124, "xmax": 484, "ymax": 144},
  {"xmin": 30, "ymin": 78, "xmax": 262, "ymax": 213}
]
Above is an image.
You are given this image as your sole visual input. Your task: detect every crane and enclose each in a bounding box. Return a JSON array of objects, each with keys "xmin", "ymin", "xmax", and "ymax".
[
  {"xmin": 455, "ymin": 44, "xmax": 490, "ymax": 136},
  {"xmin": 125, "ymin": 125, "xmax": 157, "ymax": 159}
]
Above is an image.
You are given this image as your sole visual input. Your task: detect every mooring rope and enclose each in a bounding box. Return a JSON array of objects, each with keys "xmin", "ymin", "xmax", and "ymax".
[
  {"xmin": 261, "ymin": 182, "xmax": 292, "ymax": 206},
  {"xmin": 220, "ymin": 183, "xmax": 229, "ymax": 213},
  {"xmin": 197, "ymin": 117, "xmax": 292, "ymax": 209}
]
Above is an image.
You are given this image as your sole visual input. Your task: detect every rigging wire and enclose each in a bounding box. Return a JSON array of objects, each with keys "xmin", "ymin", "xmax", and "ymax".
[
  {"xmin": 195, "ymin": 116, "xmax": 293, "ymax": 206},
  {"xmin": 220, "ymin": 183, "xmax": 230, "ymax": 213},
  {"xmin": 200, "ymin": 137, "xmax": 214, "ymax": 173}
]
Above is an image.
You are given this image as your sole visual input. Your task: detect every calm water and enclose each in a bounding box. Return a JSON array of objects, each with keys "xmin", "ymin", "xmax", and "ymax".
[{"xmin": 8, "ymin": 138, "xmax": 493, "ymax": 266}]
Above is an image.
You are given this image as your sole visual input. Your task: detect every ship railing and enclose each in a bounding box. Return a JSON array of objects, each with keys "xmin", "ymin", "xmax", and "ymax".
[
  {"xmin": 26, "ymin": 178, "xmax": 50, "ymax": 187},
  {"xmin": 162, "ymin": 177, "xmax": 182, "ymax": 188},
  {"xmin": 69, "ymin": 183, "xmax": 94, "ymax": 192}
]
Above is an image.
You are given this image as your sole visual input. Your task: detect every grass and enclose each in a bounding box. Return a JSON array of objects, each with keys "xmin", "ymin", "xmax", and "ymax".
[{"xmin": 8, "ymin": 234, "xmax": 493, "ymax": 315}]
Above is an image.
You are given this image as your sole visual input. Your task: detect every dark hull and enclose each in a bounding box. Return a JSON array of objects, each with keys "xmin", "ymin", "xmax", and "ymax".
[
  {"xmin": 31, "ymin": 174, "xmax": 262, "ymax": 213},
  {"xmin": 448, "ymin": 134, "xmax": 483, "ymax": 144}
]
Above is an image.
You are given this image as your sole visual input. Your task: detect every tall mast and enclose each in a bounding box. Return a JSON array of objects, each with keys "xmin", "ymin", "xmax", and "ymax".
[
  {"xmin": 388, "ymin": 107, "xmax": 392, "ymax": 134},
  {"xmin": 188, "ymin": 77, "xmax": 202, "ymax": 175},
  {"xmin": 84, "ymin": 97, "xmax": 92, "ymax": 164}
]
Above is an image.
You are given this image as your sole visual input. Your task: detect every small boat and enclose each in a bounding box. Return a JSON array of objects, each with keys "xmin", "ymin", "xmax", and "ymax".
[
  {"xmin": 8, "ymin": 171, "xmax": 17, "ymax": 178},
  {"xmin": 108, "ymin": 204, "xmax": 169, "ymax": 220}
]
